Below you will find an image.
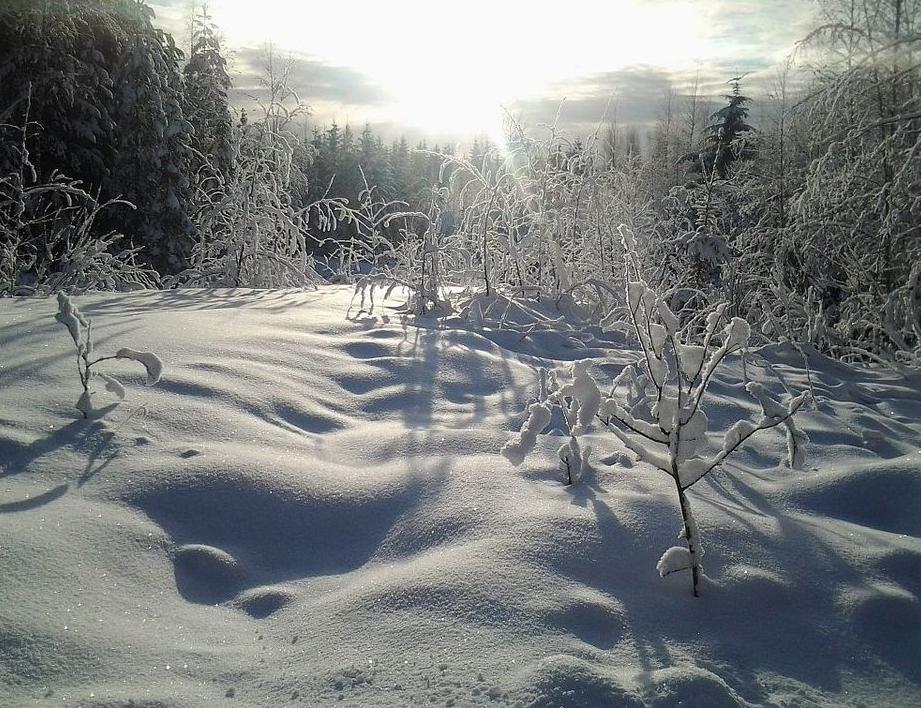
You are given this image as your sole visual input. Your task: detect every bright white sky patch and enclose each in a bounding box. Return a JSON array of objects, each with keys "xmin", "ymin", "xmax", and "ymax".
[
  {"xmin": 156, "ymin": 0, "xmax": 815, "ymax": 138},
  {"xmin": 211, "ymin": 0, "xmax": 708, "ymax": 136}
]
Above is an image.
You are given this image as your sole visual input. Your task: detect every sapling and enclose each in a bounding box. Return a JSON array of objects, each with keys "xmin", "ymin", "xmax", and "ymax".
[
  {"xmin": 55, "ymin": 292, "xmax": 163, "ymax": 417},
  {"xmin": 502, "ymin": 362, "xmax": 598, "ymax": 485},
  {"xmin": 503, "ymin": 227, "xmax": 809, "ymax": 596}
]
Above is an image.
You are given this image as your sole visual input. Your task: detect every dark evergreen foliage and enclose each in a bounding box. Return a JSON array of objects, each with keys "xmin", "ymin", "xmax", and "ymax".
[
  {"xmin": 183, "ymin": 3, "xmax": 232, "ymax": 178},
  {"xmin": 698, "ymin": 78, "xmax": 755, "ymax": 178},
  {"xmin": 0, "ymin": 0, "xmax": 193, "ymax": 273}
]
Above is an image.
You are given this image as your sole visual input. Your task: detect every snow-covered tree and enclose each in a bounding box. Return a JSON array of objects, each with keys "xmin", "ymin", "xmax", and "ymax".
[
  {"xmin": 696, "ymin": 78, "xmax": 755, "ymax": 179},
  {"xmin": 106, "ymin": 0, "xmax": 193, "ymax": 274},
  {"xmin": 503, "ymin": 227, "xmax": 809, "ymax": 597},
  {"xmin": 0, "ymin": 0, "xmax": 195, "ymax": 275},
  {"xmin": 0, "ymin": 86, "xmax": 158, "ymax": 295},
  {"xmin": 183, "ymin": 2, "xmax": 233, "ymax": 178}
]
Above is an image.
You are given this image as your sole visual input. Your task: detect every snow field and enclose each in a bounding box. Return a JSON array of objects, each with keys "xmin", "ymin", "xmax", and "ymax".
[{"xmin": 1, "ymin": 286, "xmax": 920, "ymax": 706}]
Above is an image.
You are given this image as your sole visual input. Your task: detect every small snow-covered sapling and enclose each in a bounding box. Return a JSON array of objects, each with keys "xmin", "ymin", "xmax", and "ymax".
[
  {"xmin": 502, "ymin": 363, "xmax": 595, "ymax": 485},
  {"xmin": 55, "ymin": 292, "xmax": 163, "ymax": 417},
  {"xmin": 502, "ymin": 227, "xmax": 809, "ymax": 597}
]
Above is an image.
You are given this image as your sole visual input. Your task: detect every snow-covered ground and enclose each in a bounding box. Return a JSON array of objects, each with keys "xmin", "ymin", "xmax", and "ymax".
[{"xmin": 1, "ymin": 286, "xmax": 920, "ymax": 707}]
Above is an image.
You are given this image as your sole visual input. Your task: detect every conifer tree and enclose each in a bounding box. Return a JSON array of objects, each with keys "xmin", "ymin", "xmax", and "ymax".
[
  {"xmin": 106, "ymin": 0, "xmax": 193, "ymax": 273},
  {"xmin": 0, "ymin": 0, "xmax": 122, "ymax": 188},
  {"xmin": 0, "ymin": 0, "xmax": 194, "ymax": 274},
  {"xmin": 391, "ymin": 137, "xmax": 411, "ymax": 198},
  {"xmin": 183, "ymin": 2, "xmax": 232, "ymax": 177},
  {"xmin": 699, "ymin": 78, "xmax": 754, "ymax": 178}
]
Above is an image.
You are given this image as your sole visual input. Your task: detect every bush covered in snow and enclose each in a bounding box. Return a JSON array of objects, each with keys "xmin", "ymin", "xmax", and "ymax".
[
  {"xmin": 54, "ymin": 292, "xmax": 163, "ymax": 417},
  {"xmin": 0, "ymin": 94, "xmax": 158, "ymax": 296},
  {"xmin": 503, "ymin": 228, "xmax": 809, "ymax": 596}
]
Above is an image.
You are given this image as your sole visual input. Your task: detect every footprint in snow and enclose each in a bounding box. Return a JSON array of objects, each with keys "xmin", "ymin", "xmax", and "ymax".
[
  {"xmin": 172, "ymin": 544, "xmax": 244, "ymax": 604},
  {"xmin": 172, "ymin": 544, "xmax": 294, "ymax": 617}
]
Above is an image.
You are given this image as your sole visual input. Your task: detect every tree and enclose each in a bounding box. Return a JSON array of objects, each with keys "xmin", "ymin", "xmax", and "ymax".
[
  {"xmin": 183, "ymin": 2, "xmax": 232, "ymax": 177},
  {"xmin": 502, "ymin": 230, "xmax": 809, "ymax": 597},
  {"xmin": 649, "ymin": 85, "xmax": 680, "ymax": 196},
  {"xmin": 391, "ymin": 137, "xmax": 411, "ymax": 198},
  {"xmin": 776, "ymin": 0, "xmax": 921, "ymax": 360},
  {"xmin": 0, "ymin": 0, "xmax": 195, "ymax": 274},
  {"xmin": 357, "ymin": 123, "xmax": 385, "ymax": 193},
  {"xmin": 0, "ymin": 0, "xmax": 114, "ymax": 185},
  {"xmin": 105, "ymin": 0, "xmax": 193, "ymax": 273},
  {"xmin": 698, "ymin": 78, "xmax": 754, "ymax": 178}
]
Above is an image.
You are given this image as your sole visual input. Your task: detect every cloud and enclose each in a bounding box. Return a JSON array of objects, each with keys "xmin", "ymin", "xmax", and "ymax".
[
  {"xmin": 507, "ymin": 64, "xmax": 749, "ymax": 131},
  {"xmin": 148, "ymin": 0, "xmax": 817, "ymax": 139},
  {"xmin": 702, "ymin": 0, "xmax": 816, "ymax": 59},
  {"xmin": 230, "ymin": 46, "xmax": 390, "ymax": 108},
  {"xmin": 505, "ymin": 47, "xmax": 806, "ymax": 135}
]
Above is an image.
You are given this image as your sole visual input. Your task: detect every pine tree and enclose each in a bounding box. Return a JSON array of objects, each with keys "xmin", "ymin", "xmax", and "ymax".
[
  {"xmin": 183, "ymin": 2, "xmax": 232, "ymax": 177},
  {"xmin": 337, "ymin": 123, "xmax": 360, "ymax": 198},
  {"xmin": 0, "ymin": 0, "xmax": 118, "ymax": 188},
  {"xmin": 106, "ymin": 0, "xmax": 193, "ymax": 273},
  {"xmin": 374, "ymin": 136, "xmax": 395, "ymax": 198},
  {"xmin": 0, "ymin": 0, "xmax": 195, "ymax": 274},
  {"xmin": 358, "ymin": 123, "xmax": 389, "ymax": 194},
  {"xmin": 468, "ymin": 137, "xmax": 484, "ymax": 169},
  {"xmin": 699, "ymin": 78, "xmax": 754, "ymax": 178},
  {"xmin": 322, "ymin": 121, "xmax": 342, "ymax": 193},
  {"xmin": 391, "ymin": 137, "xmax": 411, "ymax": 199}
]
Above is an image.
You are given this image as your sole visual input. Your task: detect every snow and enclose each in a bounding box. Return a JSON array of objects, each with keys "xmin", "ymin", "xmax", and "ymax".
[
  {"xmin": 501, "ymin": 402, "xmax": 552, "ymax": 466},
  {"xmin": 115, "ymin": 347, "xmax": 164, "ymax": 385},
  {"xmin": 656, "ymin": 546, "xmax": 693, "ymax": 577},
  {"xmin": 678, "ymin": 344, "xmax": 706, "ymax": 380},
  {"xmin": 54, "ymin": 292, "xmax": 88, "ymax": 347},
  {"xmin": 1, "ymin": 285, "xmax": 921, "ymax": 706}
]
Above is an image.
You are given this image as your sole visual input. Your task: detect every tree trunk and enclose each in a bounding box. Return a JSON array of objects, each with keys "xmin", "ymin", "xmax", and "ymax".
[{"xmin": 675, "ymin": 481, "xmax": 700, "ymax": 597}]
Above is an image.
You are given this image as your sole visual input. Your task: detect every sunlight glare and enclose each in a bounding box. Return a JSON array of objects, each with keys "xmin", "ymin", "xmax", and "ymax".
[{"xmin": 206, "ymin": 0, "xmax": 710, "ymax": 136}]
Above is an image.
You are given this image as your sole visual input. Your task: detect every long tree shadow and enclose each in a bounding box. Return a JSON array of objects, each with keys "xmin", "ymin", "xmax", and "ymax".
[
  {"xmin": 76, "ymin": 288, "xmax": 318, "ymax": 316},
  {"xmin": 0, "ymin": 483, "xmax": 69, "ymax": 513},
  {"xmin": 525, "ymin": 444, "xmax": 887, "ymax": 703},
  {"xmin": 0, "ymin": 413, "xmax": 119, "ymax": 511},
  {"xmin": 395, "ymin": 314, "xmax": 545, "ymax": 431}
]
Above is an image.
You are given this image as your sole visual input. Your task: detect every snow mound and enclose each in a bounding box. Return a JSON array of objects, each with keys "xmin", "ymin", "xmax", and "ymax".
[
  {"xmin": 172, "ymin": 544, "xmax": 244, "ymax": 604},
  {"xmin": 510, "ymin": 654, "xmax": 643, "ymax": 707},
  {"xmin": 233, "ymin": 585, "xmax": 297, "ymax": 619},
  {"xmin": 786, "ymin": 458, "xmax": 921, "ymax": 535}
]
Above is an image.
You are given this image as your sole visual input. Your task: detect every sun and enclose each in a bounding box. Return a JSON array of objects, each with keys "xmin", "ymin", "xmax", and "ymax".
[{"xmin": 202, "ymin": 0, "xmax": 711, "ymax": 138}]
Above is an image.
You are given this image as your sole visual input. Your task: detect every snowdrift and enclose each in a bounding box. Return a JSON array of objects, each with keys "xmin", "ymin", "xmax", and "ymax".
[{"xmin": 1, "ymin": 286, "xmax": 920, "ymax": 707}]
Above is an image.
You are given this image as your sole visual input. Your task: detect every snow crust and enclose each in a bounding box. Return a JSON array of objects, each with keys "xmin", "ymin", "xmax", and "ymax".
[{"xmin": 1, "ymin": 286, "xmax": 920, "ymax": 706}]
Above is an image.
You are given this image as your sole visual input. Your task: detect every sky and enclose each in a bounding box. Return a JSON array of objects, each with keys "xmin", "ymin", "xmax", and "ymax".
[{"xmin": 150, "ymin": 0, "xmax": 819, "ymax": 143}]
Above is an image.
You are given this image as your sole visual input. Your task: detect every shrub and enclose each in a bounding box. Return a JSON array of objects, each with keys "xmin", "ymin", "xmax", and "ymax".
[
  {"xmin": 503, "ymin": 227, "xmax": 809, "ymax": 596},
  {"xmin": 55, "ymin": 292, "xmax": 163, "ymax": 418}
]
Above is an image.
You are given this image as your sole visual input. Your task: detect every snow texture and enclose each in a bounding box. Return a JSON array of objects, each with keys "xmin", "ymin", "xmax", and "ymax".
[{"xmin": 1, "ymin": 286, "xmax": 921, "ymax": 707}]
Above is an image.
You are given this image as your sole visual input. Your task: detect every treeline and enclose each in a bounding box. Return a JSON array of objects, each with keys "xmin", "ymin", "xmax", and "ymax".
[
  {"xmin": 0, "ymin": 0, "xmax": 465, "ymax": 282},
  {"xmin": 361, "ymin": 0, "xmax": 917, "ymax": 363},
  {"xmin": 1, "ymin": 0, "xmax": 919, "ymax": 363}
]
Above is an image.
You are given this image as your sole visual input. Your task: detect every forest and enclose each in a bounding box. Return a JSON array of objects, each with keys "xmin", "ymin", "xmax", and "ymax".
[{"xmin": 1, "ymin": 0, "xmax": 917, "ymax": 364}]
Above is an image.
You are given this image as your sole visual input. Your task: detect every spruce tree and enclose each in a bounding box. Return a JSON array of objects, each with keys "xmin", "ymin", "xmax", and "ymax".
[
  {"xmin": 183, "ymin": 2, "xmax": 232, "ymax": 178},
  {"xmin": 0, "ymin": 0, "xmax": 194, "ymax": 274},
  {"xmin": 0, "ymin": 0, "xmax": 117, "ymax": 189},
  {"xmin": 700, "ymin": 78, "xmax": 754, "ymax": 178},
  {"xmin": 391, "ymin": 137, "xmax": 411, "ymax": 199},
  {"xmin": 106, "ymin": 0, "xmax": 193, "ymax": 273}
]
